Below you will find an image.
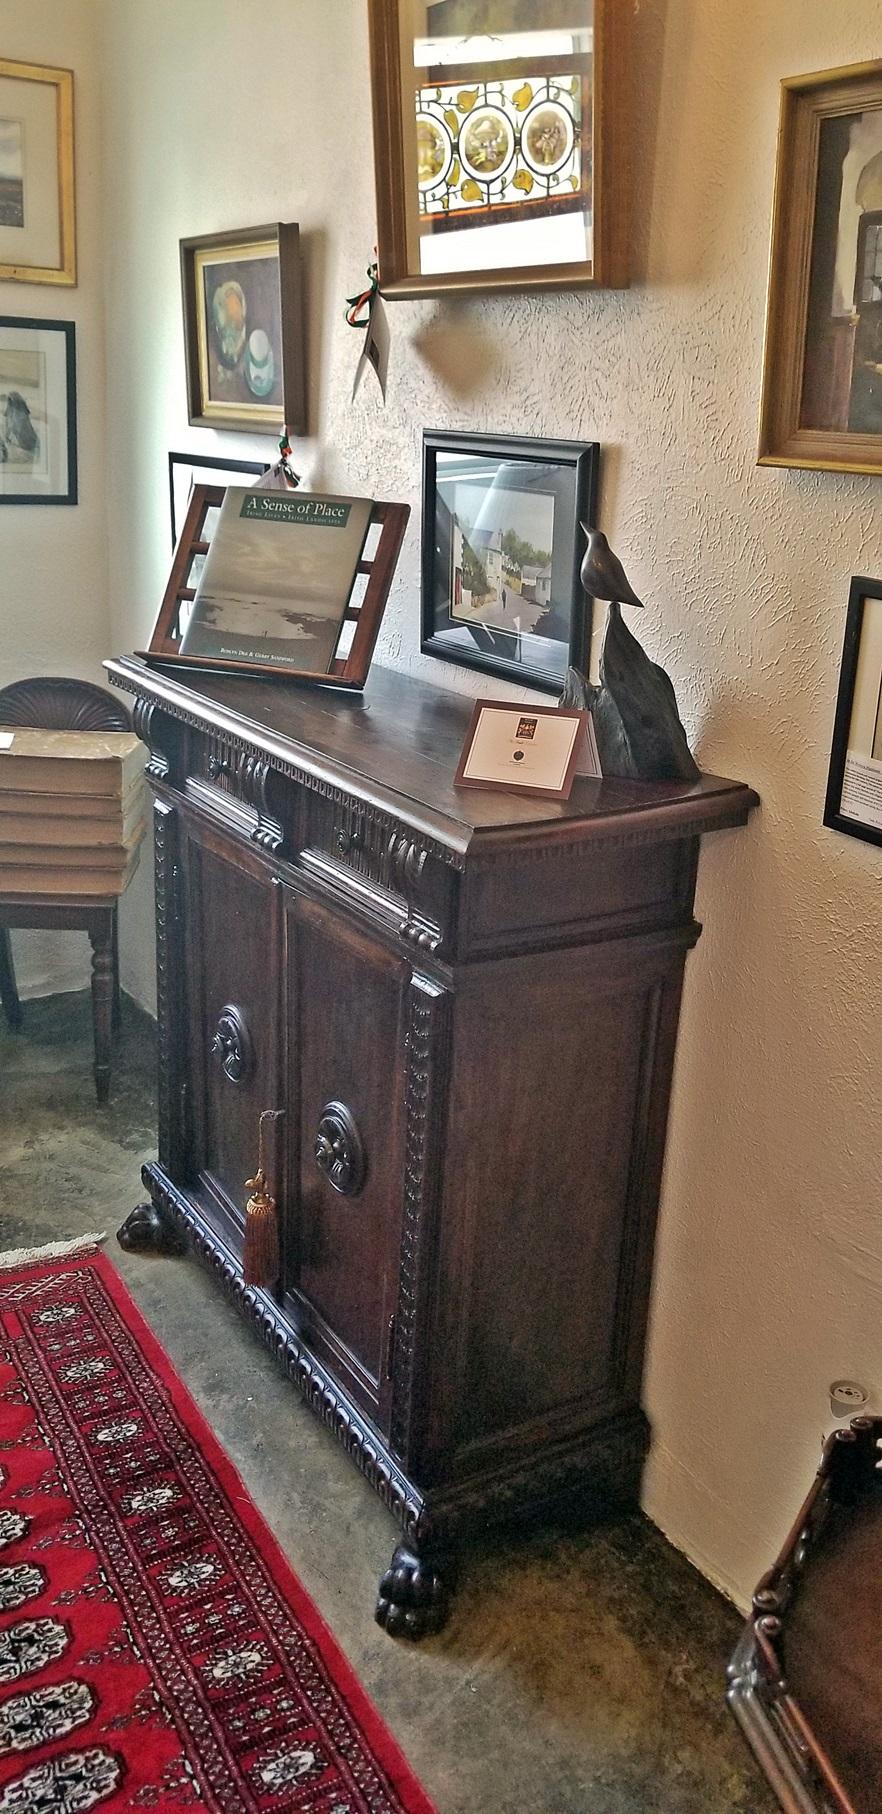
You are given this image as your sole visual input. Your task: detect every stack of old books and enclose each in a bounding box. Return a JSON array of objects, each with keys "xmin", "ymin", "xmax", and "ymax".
[{"xmin": 0, "ymin": 729, "xmax": 147, "ymax": 897}]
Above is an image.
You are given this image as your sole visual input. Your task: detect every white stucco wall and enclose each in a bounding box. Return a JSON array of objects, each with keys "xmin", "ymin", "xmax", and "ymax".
[
  {"xmin": 4, "ymin": 0, "xmax": 882, "ymax": 1613},
  {"xmin": 0, "ymin": 0, "xmax": 110, "ymax": 997}
]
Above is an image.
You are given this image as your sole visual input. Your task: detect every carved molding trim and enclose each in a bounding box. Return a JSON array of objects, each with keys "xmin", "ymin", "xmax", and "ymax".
[
  {"xmin": 201, "ymin": 735, "xmax": 285, "ymax": 854},
  {"xmin": 390, "ymin": 975, "xmax": 450, "ymax": 1464},
  {"xmin": 142, "ymin": 1164, "xmax": 426, "ymax": 1541},
  {"xmin": 108, "ymin": 669, "xmax": 462, "ymax": 869},
  {"xmin": 152, "ymin": 802, "xmax": 178, "ymax": 1167},
  {"xmin": 310, "ymin": 781, "xmax": 456, "ymax": 871},
  {"xmin": 132, "ymin": 698, "xmax": 171, "ymax": 782}
]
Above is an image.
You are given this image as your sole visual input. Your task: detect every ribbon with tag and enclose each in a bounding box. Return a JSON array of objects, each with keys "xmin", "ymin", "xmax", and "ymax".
[{"xmin": 346, "ymin": 259, "xmax": 389, "ymax": 403}]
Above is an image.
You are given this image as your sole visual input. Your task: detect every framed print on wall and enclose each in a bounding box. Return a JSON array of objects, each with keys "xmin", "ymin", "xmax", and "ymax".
[
  {"xmin": 0, "ymin": 58, "xmax": 75, "ymax": 286},
  {"xmin": 180, "ymin": 222, "xmax": 306, "ymax": 436},
  {"xmin": 365, "ymin": 0, "xmax": 630, "ymax": 299},
  {"xmin": 824, "ymin": 575, "xmax": 882, "ymax": 846},
  {"xmin": 759, "ymin": 59, "xmax": 882, "ymax": 475},
  {"xmin": 168, "ymin": 451, "xmax": 269, "ymax": 547},
  {"xmin": 421, "ymin": 429, "xmax": 598, "ymax": 694},
  {"xmin": 0, "ymin": 316, "xmax": 77, "ymax": 505}
]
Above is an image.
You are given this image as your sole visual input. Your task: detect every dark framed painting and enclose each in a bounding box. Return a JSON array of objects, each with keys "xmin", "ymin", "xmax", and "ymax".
[
  {"xmin": 180, "ymin": 223, "xmax": 306, "ymax": 436},
  {"xmin": 760, "ymin": 60, "xmax": 882, "ymax": 475},
  {"xmin": 824, "ymin": 576, "xmax": 882, "ymax": 846},
  {"xmin": 168, "ymin": 451, "xmax": 268, "ymax": 547},
  {"xmin": 421, "ymin": 429, "xmax": 598, "ymax": 693},
  {"xmin": 0, "ymin": 315, "xmax": 76, "ymax": 504}
]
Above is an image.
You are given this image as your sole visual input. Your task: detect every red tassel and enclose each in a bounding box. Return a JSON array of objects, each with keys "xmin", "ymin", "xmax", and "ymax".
[{"xmin": 242, "ymin": 1167, "xmax": 279, "ymax": 1289}]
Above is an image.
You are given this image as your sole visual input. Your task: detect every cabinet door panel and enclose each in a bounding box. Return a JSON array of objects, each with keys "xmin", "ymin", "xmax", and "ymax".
[
  {"xmin": 184, "ymin": 825, "xmax": 282, "ymax": 1251},
  {"xmin": 286, "ymin": 894, "xmax": 407, "ymax": 1422}
]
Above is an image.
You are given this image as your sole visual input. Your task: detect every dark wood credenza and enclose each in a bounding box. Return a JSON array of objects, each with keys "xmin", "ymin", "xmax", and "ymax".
[{"xmin": 106, "ymin": 656, "xmax": 757, "ymax": 1638}]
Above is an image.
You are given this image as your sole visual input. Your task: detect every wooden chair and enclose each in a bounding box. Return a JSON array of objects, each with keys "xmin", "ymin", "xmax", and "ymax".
[{"xmin": 0, "ymin": 678, "xmax": 132, "ymax": 1103}]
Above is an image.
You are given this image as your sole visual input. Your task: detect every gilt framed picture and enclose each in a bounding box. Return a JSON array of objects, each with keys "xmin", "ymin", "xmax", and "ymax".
[
  {"xmin": 0, "ymin": 58, "xmax": 75, "ymax": 286},
  {"xmin": 421, "ymin": 430, "xmax": 598, "ymax": 694},
  {"xmin": 0, "ymin": 316, "xmax": 77, "ymax": 505},
  {"xmin": 760, "ymin": 60, "xmax": 882, "ymax": 475},
  {"xmin": 824, "ymin": 576, "xmax": 882, "ymax": 846},
  {"xmin": 180, "ymin": 223, "xmax": 306, "ymax": 436}
]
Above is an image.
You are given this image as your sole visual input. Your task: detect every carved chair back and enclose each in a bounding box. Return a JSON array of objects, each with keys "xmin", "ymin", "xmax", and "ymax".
[{"xmin": 0, "ymin": 677, "xmax": 130, "ymax": 733}]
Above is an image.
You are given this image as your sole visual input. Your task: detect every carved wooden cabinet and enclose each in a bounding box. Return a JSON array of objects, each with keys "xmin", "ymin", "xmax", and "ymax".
[{"xmin": 107, "ymin": 657, "xmax": 757, "ymax": 1637}]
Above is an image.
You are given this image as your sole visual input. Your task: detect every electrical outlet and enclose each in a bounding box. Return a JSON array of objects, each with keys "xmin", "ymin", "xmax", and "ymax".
[{"xmin": 829, "ymin": 1379, "xmax": 869, "ymax": 1419}]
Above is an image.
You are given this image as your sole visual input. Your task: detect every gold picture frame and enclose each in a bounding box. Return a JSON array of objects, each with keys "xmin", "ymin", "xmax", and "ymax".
[
  {"xmin": 759, "ymin": 59, "xmax": 882, "ymax": 475},
  {"xmin": 0, "ymin": 58, "xmax": 75, "ymax": 286},
  {"xmin": 365, "ymin": 0, "xmax": 630, "ymax": 300}
]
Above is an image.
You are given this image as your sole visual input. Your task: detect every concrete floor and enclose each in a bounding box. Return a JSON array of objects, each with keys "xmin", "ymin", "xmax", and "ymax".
[{"xmin": 0, "ymin": 990, "xmax": 775, "ymax": 1814}]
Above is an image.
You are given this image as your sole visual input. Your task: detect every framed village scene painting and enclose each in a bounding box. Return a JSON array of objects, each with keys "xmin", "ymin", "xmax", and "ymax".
[
  {"xmin": 421, "ymin": 430, "xmax": 598, "ymax": 692},
  {"xmin": 760, "ymin": 60, "xmax": 882, "ymax": 475}
]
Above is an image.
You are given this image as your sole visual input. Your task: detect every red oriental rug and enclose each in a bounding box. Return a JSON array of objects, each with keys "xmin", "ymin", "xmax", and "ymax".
[{"xmin": 0, "ymin": 1245, "xmax": 434, "ymax": 1814}]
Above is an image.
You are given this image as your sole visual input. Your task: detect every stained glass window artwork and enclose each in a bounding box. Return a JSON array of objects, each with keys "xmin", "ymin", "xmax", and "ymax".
[{"xmin": 415, "ymin": 71, "xmax": 587, "ymax": 228}]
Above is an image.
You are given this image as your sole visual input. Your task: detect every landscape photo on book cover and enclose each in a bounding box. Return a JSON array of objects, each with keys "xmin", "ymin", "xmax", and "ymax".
[{"xmin": 180, "ymin": 489, "xmax": 373, "ymax": 670}]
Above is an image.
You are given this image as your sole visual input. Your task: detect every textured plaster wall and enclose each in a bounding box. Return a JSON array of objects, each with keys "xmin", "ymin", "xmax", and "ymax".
[
  {"xmin": 0, "ymin": 0, "xmax": 109, "ymax": 998},
  {"xmin": 95, "ymin": 0, "xmax": 882, "ymax": 1609}
]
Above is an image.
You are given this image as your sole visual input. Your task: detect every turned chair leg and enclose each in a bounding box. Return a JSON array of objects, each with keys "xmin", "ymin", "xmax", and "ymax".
[
  {"xmin": 111, "ymin": 907, "xmax": 122, "ymax": 1034},
  {"xmin": 0, "ymin": 928, "xmax": 22, "ymax": 1031},
  {"xmin": 88, "ymin": 918, "xmax": 114, "ymax": 1105}
]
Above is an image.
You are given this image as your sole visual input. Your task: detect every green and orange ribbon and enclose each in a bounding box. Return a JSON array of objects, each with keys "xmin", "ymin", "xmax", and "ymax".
[{"xmin": 345, "ymin": 261, "xmax": 379, "ymax": 328}]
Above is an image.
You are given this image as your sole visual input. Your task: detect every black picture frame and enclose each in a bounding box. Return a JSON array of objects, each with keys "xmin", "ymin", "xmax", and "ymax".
[
  {"xmin": 824, "ymin": 575, "xmax": 882, "ymax": 849},
  {"xmin": 420, "ymin": 430, "xmax": 599, "ymax": 694},
  {"xmin": 168, "ymin": 451, "xmax": 268, "ymax": 547},
  {"xmin": 0, "ymin": 315, "xmax": 77, "ymax": 506}
]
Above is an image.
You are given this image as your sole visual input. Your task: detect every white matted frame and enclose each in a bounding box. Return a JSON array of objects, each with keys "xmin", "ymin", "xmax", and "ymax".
[
  {"xmin": 0, "ymin": 59, "xmax": 75, "ymax": 286},
  {"xmin": 0, "ymin": 316, "xmax": 77, "ymax": 505}
]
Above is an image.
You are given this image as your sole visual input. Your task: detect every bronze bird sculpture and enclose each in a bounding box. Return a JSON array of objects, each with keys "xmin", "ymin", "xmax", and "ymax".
[{"xmin": 561, "ymin": 530, "xmax": 700, "ymax": 783}]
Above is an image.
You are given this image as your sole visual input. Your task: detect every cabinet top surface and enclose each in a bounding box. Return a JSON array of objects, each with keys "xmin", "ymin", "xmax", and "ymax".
[{"xmin": 107, "ymin": 657, "xmax": 758, "ymax": 856}]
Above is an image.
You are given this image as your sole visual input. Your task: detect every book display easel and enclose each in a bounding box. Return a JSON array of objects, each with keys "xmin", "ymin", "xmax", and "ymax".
[{"xmin": 140, "ymin": 484, "xmax": 410, "ymax": 689}]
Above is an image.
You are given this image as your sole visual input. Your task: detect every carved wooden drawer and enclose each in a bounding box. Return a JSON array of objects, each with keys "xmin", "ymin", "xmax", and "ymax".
[
  {"xmin": 184, "ymin": 729, "xmax": 288, "ymax": 855},
  {"xmin": 301, "ymin": 787, "xmax": 457, "ymax": 956}
]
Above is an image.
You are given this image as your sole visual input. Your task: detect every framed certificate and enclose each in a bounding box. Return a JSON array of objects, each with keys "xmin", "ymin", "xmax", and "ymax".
[{"xmin": 454, "ymin": 700, "xmax": 589, "ymax": 799}]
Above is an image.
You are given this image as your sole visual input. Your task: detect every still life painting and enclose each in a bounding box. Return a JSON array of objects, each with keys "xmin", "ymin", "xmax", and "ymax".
[
  {"xmin": 0, "ymin": 59, "xmax": 76, "ymax": 285},
  {"xmin": 0, "ymin": 315, "xmax": 76, "ymax": 505},
  {"xmin": 180, "ymin": 223, "xmax": 305, "ymax": 435},
  {"xmin": 760, "ymin": 61, "xmax": 882, "ymax": 474},
  {"xmin": 421, "ymin": 430, "xmax": 598, "ymax": 692}
]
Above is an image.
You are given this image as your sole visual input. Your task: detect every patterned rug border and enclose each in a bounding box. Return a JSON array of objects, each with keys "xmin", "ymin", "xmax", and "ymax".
[
  {"xmin": 0, "ymin": 1232, "xmax": 107, "ymax": 1272},
  {"xmin": 0, "ymin": 1246, "xmax": 436, "ymax": 1813}
]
